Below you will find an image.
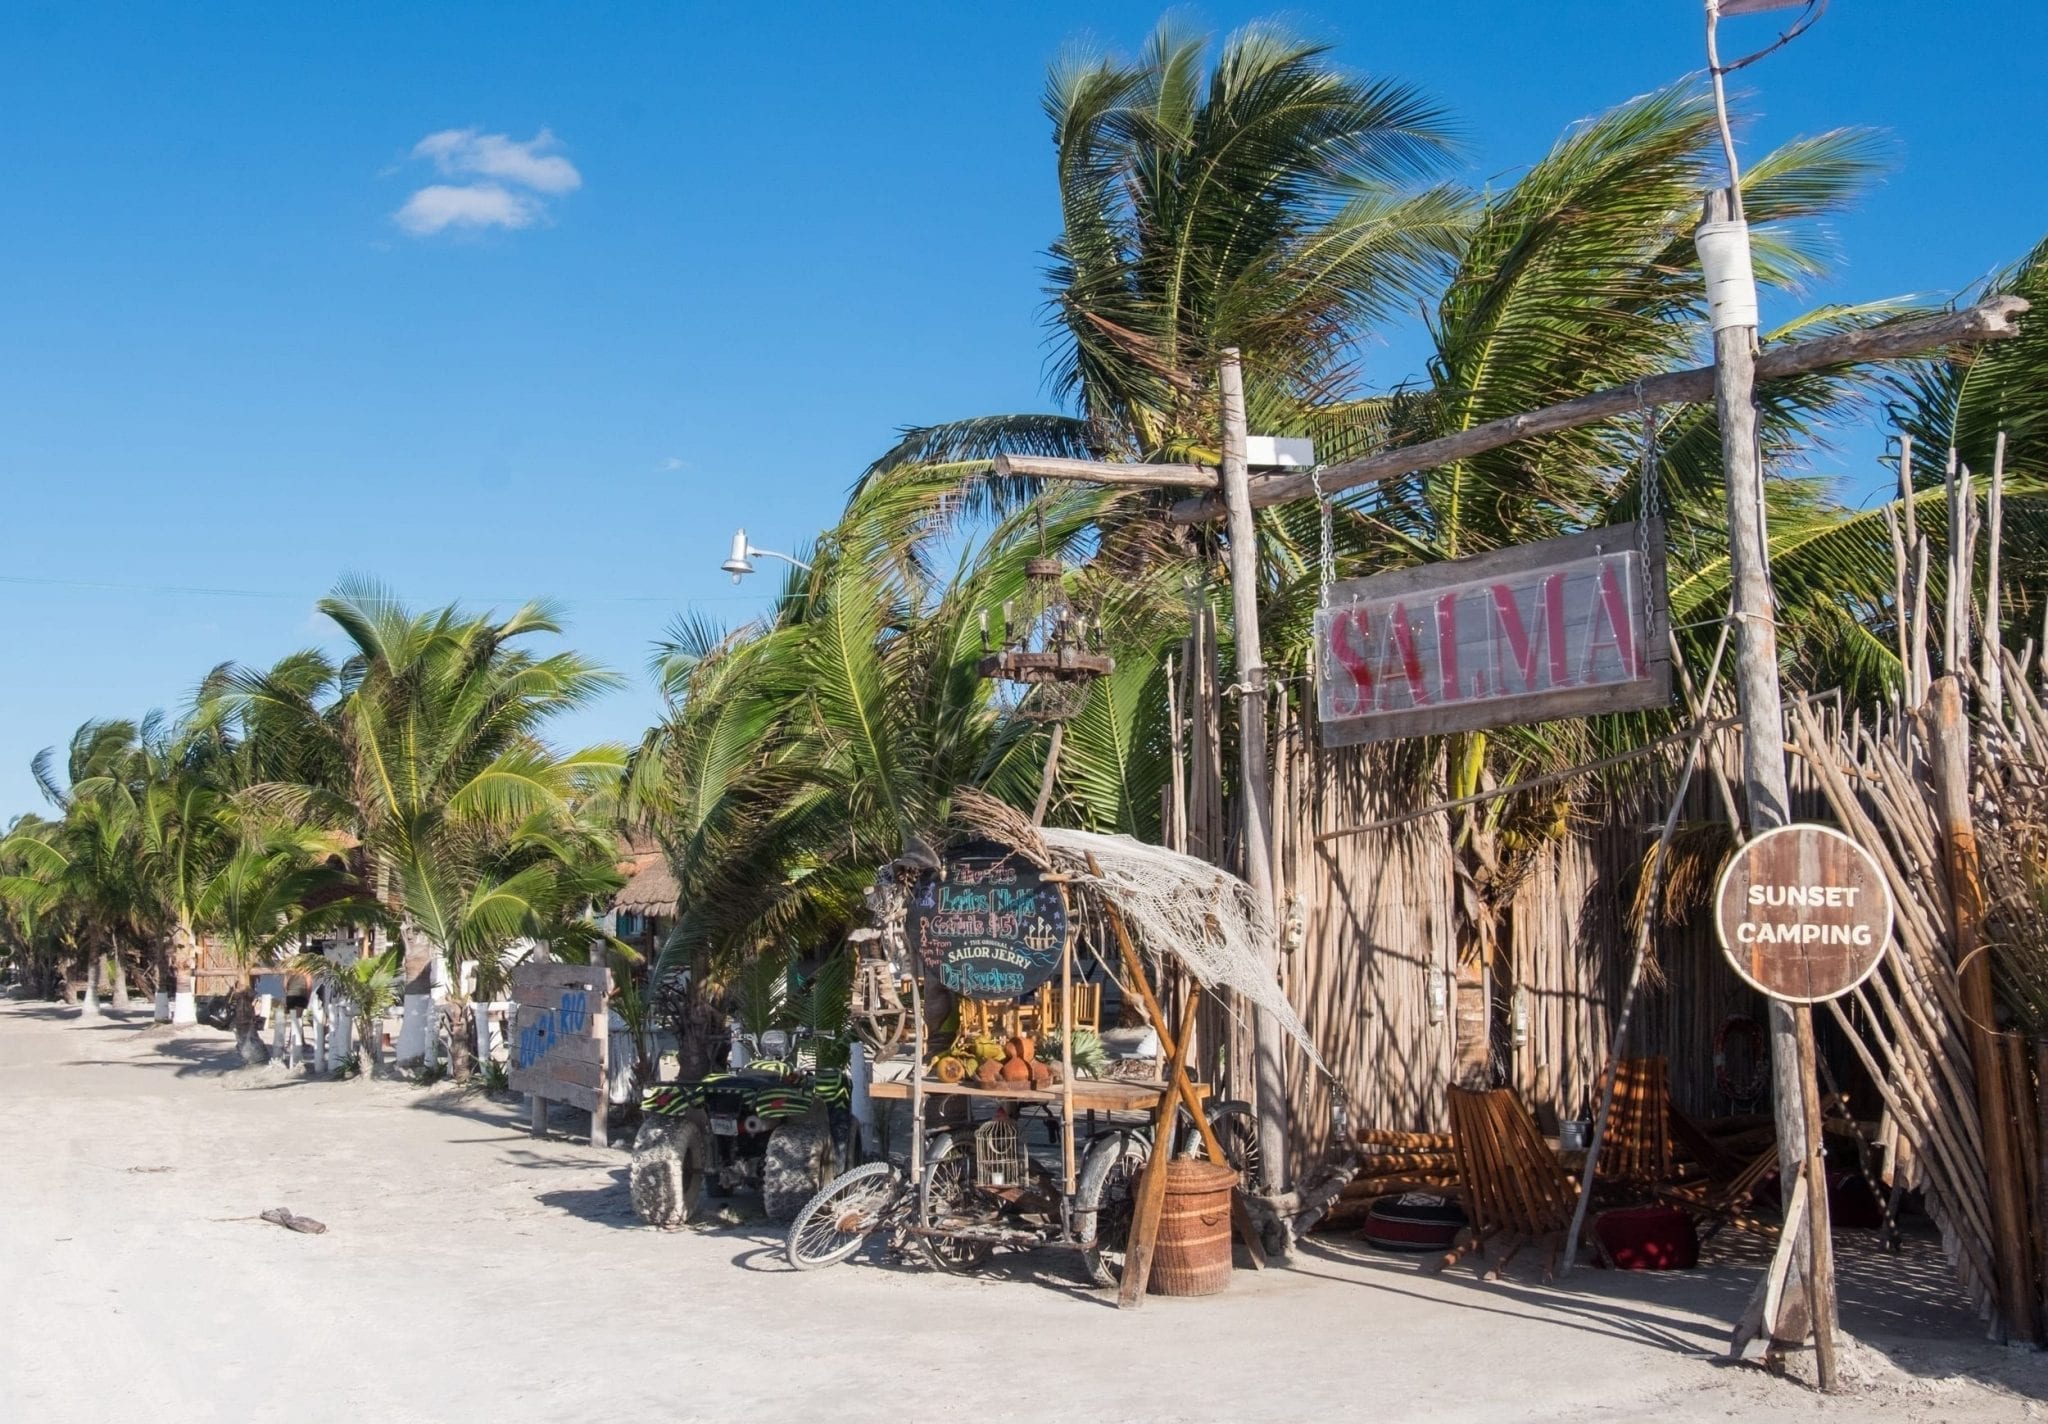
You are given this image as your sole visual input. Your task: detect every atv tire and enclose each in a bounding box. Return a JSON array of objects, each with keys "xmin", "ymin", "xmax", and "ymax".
[
  {"xmin": 762, "ymin": 1117, "xmax": 839, "ymax": 1223},
  {"xmin": 630, "ymin": 1112, "xmax": 709, "ymax": 1228}
]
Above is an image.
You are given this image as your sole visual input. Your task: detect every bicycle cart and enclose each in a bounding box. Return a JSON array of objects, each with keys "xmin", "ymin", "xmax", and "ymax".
[{"xmin": 785, "ymin": 837, "xmax": 1262, "ymax": 1301}]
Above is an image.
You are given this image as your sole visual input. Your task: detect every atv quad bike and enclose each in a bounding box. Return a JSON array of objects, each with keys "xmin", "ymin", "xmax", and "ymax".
[{"xmin": 629, "ymin": 1030, "xmax": 854, "ymax": 1226}]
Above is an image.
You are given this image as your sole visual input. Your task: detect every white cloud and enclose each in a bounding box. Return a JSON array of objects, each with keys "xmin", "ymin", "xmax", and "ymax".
[
  {"xmin": 392, "ymin": 128, "xmax": 580, "ymax": 238},
  {"xmin": 412, "ymin": 128, "xmax": 581, "ymax": 195},
  {"xmin": 658, "ymin": 456, "xmax": 689, "ymax": 472},
  {"xmin": 394, "ymin": 183, "xmax": 542, "ymax": 236}
]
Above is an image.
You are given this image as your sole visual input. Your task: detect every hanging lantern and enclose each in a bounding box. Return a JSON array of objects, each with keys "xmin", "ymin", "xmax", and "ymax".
[{"xmin": 977, "ymin": 554, "xmax": 1114, "ymax": 723}]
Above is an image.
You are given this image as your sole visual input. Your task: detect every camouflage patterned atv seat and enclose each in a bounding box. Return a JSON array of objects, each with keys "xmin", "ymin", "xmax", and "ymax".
[{"xmin": 641, "ymin": 1062, "xmax": 849, "ymax": 1120}]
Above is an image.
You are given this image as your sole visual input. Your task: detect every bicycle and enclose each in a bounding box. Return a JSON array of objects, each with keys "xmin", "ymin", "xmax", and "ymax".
[{"xmin": 784, "ymin": 1098, "xmax": 1256, "ymax": 1277}]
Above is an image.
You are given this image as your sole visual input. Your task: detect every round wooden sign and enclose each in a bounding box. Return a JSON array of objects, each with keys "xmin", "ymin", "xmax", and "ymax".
[
  {"xmin": 1714, "ymin": 823, "xmax": 1893, "ymax": 1004},
  {"xmin": 906, "ymin": 840, "xmax": 1069, "ymax": 1000}
]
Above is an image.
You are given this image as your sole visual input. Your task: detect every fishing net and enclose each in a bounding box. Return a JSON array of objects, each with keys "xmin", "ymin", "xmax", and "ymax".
[{"xmin": 1034, "ymin": 827, "xmax": 1322, "ymax": 1070}]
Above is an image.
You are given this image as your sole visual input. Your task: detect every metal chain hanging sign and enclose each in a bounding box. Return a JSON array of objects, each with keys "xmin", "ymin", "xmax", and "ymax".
[
  {"xmin": 1715, "ymin": 823, "xmax": 1894, "ymax": 1003},
  {"xmin": 1312, "ymin": 521, "xmax": 1673, "ymax": 745}
]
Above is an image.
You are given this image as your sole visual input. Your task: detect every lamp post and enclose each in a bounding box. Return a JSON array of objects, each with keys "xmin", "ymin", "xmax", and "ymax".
[{"xmin": 720, "ymin": 528, "xmax": 813, "ymax": 584}]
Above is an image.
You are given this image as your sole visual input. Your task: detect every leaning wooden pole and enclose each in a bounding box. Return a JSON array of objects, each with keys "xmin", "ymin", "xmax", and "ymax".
[
  {"xmin": 1701, "ymin": 186, "xmax": 1825, "ymax": 1353},
  {"xmin": 1216, "ymin": 347, "xmax": 1290, "ymax": 1205},
  {"xmin": 1561, "ymin": 619, "xmax": 1734, "ymax": 1274},
  {"xmin": 1927, "ymin": 675, "xmax": 2039, "ymax": 1342}
]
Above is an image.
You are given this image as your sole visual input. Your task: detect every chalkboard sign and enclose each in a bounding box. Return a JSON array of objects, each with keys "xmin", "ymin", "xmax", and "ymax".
[{"xmin": 907, "ymin": 841, "xmax": 1068, "ymax": 999}]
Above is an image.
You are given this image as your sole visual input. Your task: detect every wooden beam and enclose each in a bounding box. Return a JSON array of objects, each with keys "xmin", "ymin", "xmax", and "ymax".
[
  {"xmin": 1167, "ymin": 294, "xmax": 2029, "ymax": 524},
  {"xmin": 991, "ymin": 452, "xmax": 1216, "ymax": 490}
]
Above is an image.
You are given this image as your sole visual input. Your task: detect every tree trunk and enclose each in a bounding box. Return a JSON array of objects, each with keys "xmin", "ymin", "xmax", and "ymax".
[
  {"xmin": 356, "ymin": 1022, "xmax": 379, "ymax": 1079},
  {"xmin": 79, "ymin": 953, "xmax": 101, "ymax": 1019},
  {"xmin": 172, "ymin": 922, "xmax": 199, "ymax": 1025},
  {"xmin": 444, "ymin": 999, "xmax": 476, "ymax": 1079},
  {"xmin": 152, "ymin": 938, "xmax": 173, "ymax": 1021},
  {"xmin": 395, "ymin": 923, "xmax": 438, "ymax": 1065},
  {"xmin": 230, "ymin": 973, "xmax": 270, "ymax": 1066},
  {"xmin": 109, "ymin": 951, "xmax": 131, "ymax": 1012}
]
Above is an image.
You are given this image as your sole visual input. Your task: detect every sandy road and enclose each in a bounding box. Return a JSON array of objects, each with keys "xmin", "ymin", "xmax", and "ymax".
[{"xmin": 0, "ymin": 998, "xmax": 2041, "ymax": 1423}]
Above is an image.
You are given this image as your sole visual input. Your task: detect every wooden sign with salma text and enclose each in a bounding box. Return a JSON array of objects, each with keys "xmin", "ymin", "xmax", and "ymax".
[
  {"xmin": 509, "ymin": 961, "xmax": 612, "ymax": 1147},
  {"xmin": 1314, "ymin": 522, "xmax": 1672, "ymax": 745},
  {"xmin": 1715, "ymin": 824, "xmax": 1894, "ymax": 1004},
  {"xmin": 907, "ymin": 841, "xmax": 1069, "ymax": 1000}
]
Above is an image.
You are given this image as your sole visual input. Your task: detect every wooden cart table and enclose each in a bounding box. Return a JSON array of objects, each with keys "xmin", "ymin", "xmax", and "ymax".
[{"xmin": 868, "ymin": 1075, "xmax": 1209, "ymax": 1112}]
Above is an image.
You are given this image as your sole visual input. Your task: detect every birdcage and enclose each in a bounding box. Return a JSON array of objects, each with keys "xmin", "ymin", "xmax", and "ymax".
[{"xmin": 973, "ymin": 1115, "xmax": 1028, "ymax": 1189}]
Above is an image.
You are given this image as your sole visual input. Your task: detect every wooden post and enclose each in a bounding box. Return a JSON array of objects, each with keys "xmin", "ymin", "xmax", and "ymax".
[
  {"xmin": 2036, "ymin": 1038, "xmax": 2048, "ymax": 1327},
  {"xmin": 591, "ymin": 1029, "xmax": 610, "ymax": 1150},
  {"xmin": 1060, "ymin": 934, "xmax": 1076, "ymax": 1195},
  {"xmin": 1703, "ymin": 186, "xmax": 1822, "ymax": 1352},
  {"xmin": 1118, "ymin": 992, "xmax": 1201, "ymax": 1308},
  {"xmin": 530, "ymin": 1094, "xmax": 547, "ymax": 1137},
  {"xmin": 1927, "ymin": 674, "xmax": 2039, "ymax": 1342},
  {"xmin": 1217, "ymin": 347, "xmax": 1289, "ymax": 1195},
  {"xmin": 1795, "ymin": 1005, "xmax": 1839, "ymax": 1391}
]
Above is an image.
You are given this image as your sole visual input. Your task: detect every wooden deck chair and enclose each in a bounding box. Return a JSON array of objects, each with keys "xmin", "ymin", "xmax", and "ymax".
[
  {"xmin": 1655, "ymin": 1145, "xmax": 1778, "ymax": 1241},
  {"xmin": 1661, "ymin": 1102, "xmax": 1779, "ymax": 1241},
  {"xmin": 1667, "ymin": 1100, "xmax": 1751, "ymax": 1182},
  {"xmin": 1440, "ymin": 1086, "xmax": 1582, "ymax": 1280},
  {"xmin": 1595, "ymin": 1057, "xmax": 1673, "ymax": 1190}
]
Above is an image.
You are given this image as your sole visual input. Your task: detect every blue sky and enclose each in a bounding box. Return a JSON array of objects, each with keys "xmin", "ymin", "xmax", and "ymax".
[{"xmin": 3, "ymin": 1, "xmax": 2042, "ymax": 819}]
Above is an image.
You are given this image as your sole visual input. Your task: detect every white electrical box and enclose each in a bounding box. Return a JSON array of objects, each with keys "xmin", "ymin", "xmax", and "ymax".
[{"xmin": 1246, "ymin": 435, "xmax": 1316, "ymax": 469}]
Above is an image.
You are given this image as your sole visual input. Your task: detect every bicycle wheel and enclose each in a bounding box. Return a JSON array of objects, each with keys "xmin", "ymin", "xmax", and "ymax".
[
  {"xmin": 1074, "ymin": 1128, "xmax": 1150, "ymax": 1288},
  {"xmin": 1187, "ymin": 1098, "xmax": 1262, "ymax": 1191},
  {"xmin": 918, "ymin": 1133, "xmax": 994, "ymax": 1273},
  {"xmin": 785, "ymin": 1161, "xmax": 901, "ymax": 1271}
]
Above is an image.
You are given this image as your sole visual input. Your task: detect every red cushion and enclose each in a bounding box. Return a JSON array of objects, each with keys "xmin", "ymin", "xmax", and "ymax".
[{"xmin": 1593, "ymin": 1206, "xmax": 1699, "ymax": 1271}]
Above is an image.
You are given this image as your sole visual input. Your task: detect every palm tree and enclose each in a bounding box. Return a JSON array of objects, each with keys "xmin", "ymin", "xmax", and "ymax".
[
  {"xmin": 640, "ymin": 475, "xmax": 1168, "ymax": 1006},
  {"xmin": 290, "ymin": 947, "xmax": 400, "ymax": 1077},
  {"xmin": 206, "ymin": 580, "xmax": 626, "ymax": 1065},
  {"xmin": 859, "ymin": 17, "xmax": 1466, "ymax": 518},
  {"xmin": 0, "ymin": 816, "xmax": 70, "ymax": 1000},
  {"xmin": 190, "ymin": 826, "xmax": 374, "ymax": 1064},
  {"xmin": 10, "ymin": 720, "xmax": 167, "ymax": 1016}
]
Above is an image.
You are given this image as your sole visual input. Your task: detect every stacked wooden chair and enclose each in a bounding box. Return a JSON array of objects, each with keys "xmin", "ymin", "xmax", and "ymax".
[
  {"xmin": 1439, "ymin": 1086, "xmax": 1581, "ymax": 1280},
  {"xmin": 1594, "ymin": 1057, "xmax": 1674, "ymax": 1190}
]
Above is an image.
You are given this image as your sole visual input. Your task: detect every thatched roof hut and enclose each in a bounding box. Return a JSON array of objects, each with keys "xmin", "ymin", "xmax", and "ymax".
[{"xmin": 612, "ymin": 843, "xmax": 679, "ymax": 919}]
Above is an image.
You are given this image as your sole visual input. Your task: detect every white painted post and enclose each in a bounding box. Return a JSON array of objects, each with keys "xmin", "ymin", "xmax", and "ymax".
[
  {"xmin": 330, "ymin": 1013, "xmax": 353, "ymax": 1073},
  {"xmin": 312, "ymin": 993, "xmax": 330, "ymax": 1074}
]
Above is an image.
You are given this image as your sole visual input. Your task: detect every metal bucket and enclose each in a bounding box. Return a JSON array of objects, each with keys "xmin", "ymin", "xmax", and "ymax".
[{"xmin": 1150, "ymin": 1158, "xmax": 1238, "ymax": 1296}]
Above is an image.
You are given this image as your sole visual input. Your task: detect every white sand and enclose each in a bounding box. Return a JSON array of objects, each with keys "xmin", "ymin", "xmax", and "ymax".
[{"xmin": 1, "ymin": 997, "xmax": 2042, "ymax": 1423}]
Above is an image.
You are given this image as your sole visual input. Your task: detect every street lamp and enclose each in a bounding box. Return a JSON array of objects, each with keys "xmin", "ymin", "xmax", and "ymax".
[{"xmin": 721, "ymin": 528, "xmax": 812, "ymax": 584}]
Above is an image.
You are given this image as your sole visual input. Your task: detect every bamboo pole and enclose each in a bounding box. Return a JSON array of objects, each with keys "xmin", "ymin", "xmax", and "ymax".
[
  {"xmin": 1927, "ymin": 675, "xmax": 2039, "ymax": 1343},
  {"xmin": 1984, "ymin": 432, "xmax": 2008, "ymax": 715}
]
